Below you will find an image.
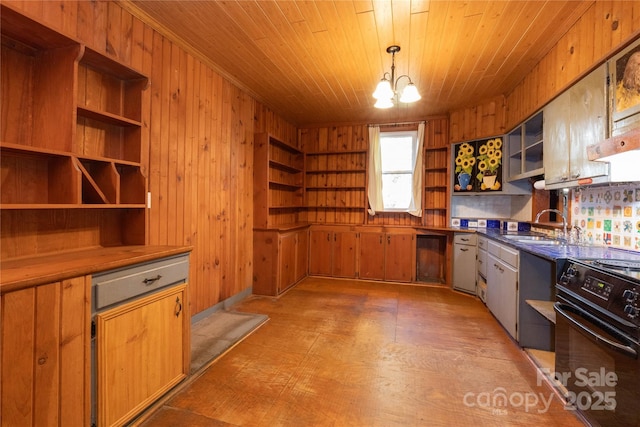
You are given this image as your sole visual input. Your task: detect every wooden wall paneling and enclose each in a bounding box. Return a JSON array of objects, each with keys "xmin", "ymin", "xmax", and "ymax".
[
  {"xmin": 1, "ymin": 286, "xmax": 36, "ymax": 425},
  {"xmin": 449, "ymin": 96, "xmax": 506, "ymax": 143},
  {"xmin": 506, "ymin": 1, "xmax": 640, "ymax": 127},
  {"xmin": 33, "ymin": 282, "xmax": 61, "ymax": 426}
]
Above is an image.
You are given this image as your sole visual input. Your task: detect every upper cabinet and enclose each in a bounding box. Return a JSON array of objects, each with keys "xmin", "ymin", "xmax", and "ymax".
[
  {"xmin": 543, "ymin": 64, "xmax": 609, "ymax": 189},
  {"xmin": 506, "ymin": 111, "xmax": 543, "ymax": 181}
]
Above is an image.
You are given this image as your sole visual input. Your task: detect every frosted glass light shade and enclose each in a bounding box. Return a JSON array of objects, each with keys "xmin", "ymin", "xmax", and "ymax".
[
  {"xmin": 399, "ymin": 83, "xmax": 421, "ymax": 103},
  {"xmin": 373, "ymin": 79, "xmax": 393, "ymax": 100},
  {"xmin": 374, "ymin": 97, "xmax": 394, "ymax": 109}
]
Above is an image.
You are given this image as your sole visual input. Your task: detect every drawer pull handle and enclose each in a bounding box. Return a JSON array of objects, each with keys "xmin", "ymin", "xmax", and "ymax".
[
  {"xmin": 143, "ymin": 275, "xmax": 162, "ymax": 285},
  {"xmin": 175, "ymin": 297, "xmax": 182, "ymax": 317}
]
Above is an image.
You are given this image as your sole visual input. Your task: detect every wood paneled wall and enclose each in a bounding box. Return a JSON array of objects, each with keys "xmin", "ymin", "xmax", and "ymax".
[
  {"xmin": 3, "ymin": 0, "xmax": 296, "ymax": 316},
  {"xmin": 449, "ymin": 2, "xmax": 640, "ymax": 142},
  {"xmin": 449, "ymin": 95, "xmax": 507, "ymax": 143},
  {"xmin": 299, "ymin": 117, "xmax": 449, "ymax": 227},
  {"xmin": 506, "ymin": 1, "xmax": 640, "ymax": 129}
]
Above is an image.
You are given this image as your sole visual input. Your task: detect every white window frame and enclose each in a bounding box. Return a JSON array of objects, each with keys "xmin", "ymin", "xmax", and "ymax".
[{"xmin": 379, "ymin": 130, "xmax": 419, "ymax": 212}]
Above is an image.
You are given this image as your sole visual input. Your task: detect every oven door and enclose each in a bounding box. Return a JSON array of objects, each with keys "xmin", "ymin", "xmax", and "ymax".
[{"xmin": 555, "ymin": 298, "xmax": 639, "ymax": 427}]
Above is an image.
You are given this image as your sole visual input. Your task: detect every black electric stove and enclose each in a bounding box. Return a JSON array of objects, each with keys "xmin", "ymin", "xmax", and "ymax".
[{"xmin": 555, "ymin": 258, "xmax": 640, "ymax": 427}]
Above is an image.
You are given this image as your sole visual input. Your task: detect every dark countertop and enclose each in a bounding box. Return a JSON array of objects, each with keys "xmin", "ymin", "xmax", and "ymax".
[{"xmin": 474, "ymin": 228, "xmax": 640, "ymax": 262}]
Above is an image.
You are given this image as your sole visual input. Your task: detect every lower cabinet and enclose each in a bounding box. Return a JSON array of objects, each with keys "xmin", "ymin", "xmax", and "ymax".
[
  {"xmin": 253, "ymin": 227, "xmax": 309, "ymax": 296},
  {"xmin": 1, "ymin": 276, "xmax": 91, "ymax": 427},
  {"xmin": 486, "ymin": 240, "xmax": 519, "ymax": 338},
  {"xmin": 95, "ymin": 284, "xmax": 188, "ymax": 427},
  {"xmin": 359, "ymin": 230, "xmax": 414, "ymax": 282},
  {"xmin": 452, "ymin": 233, "xmax": 477, "ymax": 294},
  {"xmin": 308, "ymin": 226, "xmax": 358, "ymax": 278}
]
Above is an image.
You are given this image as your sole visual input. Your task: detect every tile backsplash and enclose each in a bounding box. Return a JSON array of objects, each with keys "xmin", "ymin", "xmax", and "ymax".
[{"xmin": 571, "ymin": 183, "xmax": 640, "ymax": 251}]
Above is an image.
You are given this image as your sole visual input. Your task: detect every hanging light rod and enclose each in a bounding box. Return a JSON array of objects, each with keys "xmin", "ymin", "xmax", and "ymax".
[{"xmin": 372, "ymin": 45, "xmax": 421, "ymax": 109}]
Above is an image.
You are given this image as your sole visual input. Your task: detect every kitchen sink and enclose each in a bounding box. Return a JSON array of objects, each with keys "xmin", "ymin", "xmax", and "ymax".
[
  {"xmin": 502, "ymin": 234, "xmax": 564, "ymax": 245},
  {"xmin": 502, "ymin": 234, "xmax": 548, "ymax": 241}
]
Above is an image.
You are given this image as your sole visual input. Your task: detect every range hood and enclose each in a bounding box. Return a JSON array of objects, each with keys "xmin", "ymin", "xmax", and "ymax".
[{"xmin": 587, "ymin": 127, "xmax": 640, "ymax": 182}]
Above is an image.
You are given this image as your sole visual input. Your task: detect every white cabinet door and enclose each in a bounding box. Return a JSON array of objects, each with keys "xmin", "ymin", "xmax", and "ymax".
[
  {"xmin": 569, "ymin": 64, "xmax": 608, "ymax": 182},
  {"xmin": 499, "ymin": 260, "xmax": 518, "ymax": 339},
  {"xmin": 544, "ymin": 64, "xmax": 609, "ymax": 188},
  {"xmin": 543, "ymin": 92, "xmax": 571, "ymax": 185},
  {"xmin": 487, "ymin": 253, "xmax": 501, "ymax": 316},
  {"xmin": 486, "ymin": 251, "xmax": 518, "ymax": 339},
  {"xmin": 453, "ymin": 241, "xmax": 477, "ymax": 293}
]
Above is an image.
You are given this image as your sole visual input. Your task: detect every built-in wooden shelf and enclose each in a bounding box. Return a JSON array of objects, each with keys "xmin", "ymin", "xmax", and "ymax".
[{"xmin": 526, "ymin": 299, "xmax": 556, "ymax": 323}]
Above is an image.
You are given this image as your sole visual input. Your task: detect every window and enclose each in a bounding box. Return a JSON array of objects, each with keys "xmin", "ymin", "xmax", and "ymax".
[
  {"xmin": 367, "ymin": 123, "xmax": 424, "ymax": 217},
  {"xmin": 380, "ymin": 131, "xmax": 418, "ymax": 210}
]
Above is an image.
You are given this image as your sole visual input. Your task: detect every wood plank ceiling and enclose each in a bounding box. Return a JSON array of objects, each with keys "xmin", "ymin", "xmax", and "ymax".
[{"xmin": 122, "ymin": 0, "xmax": 593, "ymax": 127}]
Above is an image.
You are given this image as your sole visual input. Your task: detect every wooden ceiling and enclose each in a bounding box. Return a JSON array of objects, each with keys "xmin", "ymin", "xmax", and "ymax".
[{"xmin": 123, "ymin": 0, "xmax": 593, "ymax": 127}]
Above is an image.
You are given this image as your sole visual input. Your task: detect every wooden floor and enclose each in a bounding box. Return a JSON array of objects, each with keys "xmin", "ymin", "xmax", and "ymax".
[{"xmin": 140, "ymin": 277, "xmax": 586, "ymax": 427}]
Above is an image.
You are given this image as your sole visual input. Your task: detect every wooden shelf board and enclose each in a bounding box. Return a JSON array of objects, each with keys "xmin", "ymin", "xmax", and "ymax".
[
  {"xmin": 305, "ymin": 206, "xmax": 364, "ymax": 209},
  {"xmin": 269, "ymin": 205, "xmax": 303, "ymax": 210},
  {"xmin": 305, "ymin": 186, "xmax": 365, "ymax": 190},
  {"xmin": 0, "ymin": 204, "xmax": 146, "ymax": 209},
  {"xmin": 306, "ymin": 169, "xmax": 365, "ymax": 174},
  {"xmin": 269, "ymin": 181, "xmax": 303, "ymax": 190},
  {"xmin": 305, "ymin": 150, "xmax": 367, "ymax": 155},
  {"xmin": 77, "ymin": 105, "xmax": 142, "ymax": 127},
  {"xmin": 268, "ymin": 137, "xmax": 302, "ymax": 154},
  {"xmin": 0, "ymin": 141, "xmax": 142, "ymax": 167},
  {"xmin": 526, "ymin": 300, "xmax": 556, "ymax": 323},
  {"xmin": 269, "ymin": 160, "xmax": 303, "ymax": 173}
]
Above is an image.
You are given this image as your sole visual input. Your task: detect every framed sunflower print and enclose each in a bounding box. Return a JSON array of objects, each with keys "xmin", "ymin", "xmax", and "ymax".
[
  {"xmin": 611, "ymin": 37, "xmax": 640, "ymax": 123},
  {"xmin": 452, "ymin": 137, "xmax": 503, "ymax": 193}
]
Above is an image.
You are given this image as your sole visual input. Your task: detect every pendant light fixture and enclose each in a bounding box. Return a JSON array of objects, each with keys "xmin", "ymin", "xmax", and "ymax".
[{"xmin": 372, "ymin": 45, "xmax": 421, "ymax": 109}]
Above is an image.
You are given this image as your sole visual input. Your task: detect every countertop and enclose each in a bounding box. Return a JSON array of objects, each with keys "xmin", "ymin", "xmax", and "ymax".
[
  {"xmin": 475, "ymin": 228, "xmax": 640, "ymax": 262},
  {"xmin": 0, "ymin": 245, "xmax": 193, "ymax": 293}
]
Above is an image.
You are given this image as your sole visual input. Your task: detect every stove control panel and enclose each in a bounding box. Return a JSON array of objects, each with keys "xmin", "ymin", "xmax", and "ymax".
[{"xmin": 582, "ymin": 276, "xmax": 614, "ymax": 300}]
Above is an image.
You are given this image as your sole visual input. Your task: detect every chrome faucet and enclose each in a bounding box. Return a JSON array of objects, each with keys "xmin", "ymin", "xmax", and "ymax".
[{"xmin": 534, "ymin": 208, "xmax": 568, "ymax": 239}]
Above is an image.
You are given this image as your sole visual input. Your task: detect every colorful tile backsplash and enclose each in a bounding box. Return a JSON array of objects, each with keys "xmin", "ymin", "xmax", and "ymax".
[{"xmin": 571, "ymin": 183, "xmax": 640, "ymax": 251}]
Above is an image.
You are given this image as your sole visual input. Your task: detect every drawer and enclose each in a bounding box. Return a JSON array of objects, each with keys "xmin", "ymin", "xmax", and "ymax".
[
  {"xmin": 477, "ymin": 236, "xmax": 487, "ymax": 250},
  {"xmin": 487, "ymin": 240, "xmax": 519, "ymax": 268},
  {"xmin": 488, "ymin": 240, "xmax": 501, "ymax": 257},
  {"xmin": 454, "ymin": 233, "xmax": 477, "ymax": 245},
  {"xmin": 500, "ymin": 246, "xmax": 519, "ymax": 268},
  {"xmin": 93, "ymin": 253, "xmax": 189, "ymax": 311}
]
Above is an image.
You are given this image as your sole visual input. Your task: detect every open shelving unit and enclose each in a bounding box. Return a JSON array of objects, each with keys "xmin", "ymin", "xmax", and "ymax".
[
  {"xmin": 304, "ymin": 150, "xmax": 367, "ymax": 222},
  {"xmin": 423, "ymin": 145, "xmax": 449, "ymax": 227},
  {"xmin": 507, "ymin": 110, "xmax": 544, "ymax": 181},
  {"xmin": 0, "ymin": 3, "xmax": 149, "ymax": 253},
  {"xmin": 254, "ymin": 133, "xmax": 304, "ymax": 228}
]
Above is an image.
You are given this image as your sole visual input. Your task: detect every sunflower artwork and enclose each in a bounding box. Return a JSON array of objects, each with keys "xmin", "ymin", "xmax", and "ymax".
[
  {"xmin": 475, "ymin": 138, "xmax": 503, "ymax": 191},
  {"xmin": 454, "ymin": 142, "xmax": 476, "ymax": 191}
]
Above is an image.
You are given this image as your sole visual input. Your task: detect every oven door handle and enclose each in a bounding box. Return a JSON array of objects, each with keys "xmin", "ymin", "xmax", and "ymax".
[{"xmin": 554, "ymin": 302, "xmax": 638, "ymax": 359}]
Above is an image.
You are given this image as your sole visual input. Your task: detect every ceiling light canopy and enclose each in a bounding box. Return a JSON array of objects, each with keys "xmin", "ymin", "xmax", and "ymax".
[{"xmin": 372, "ymin": 45, "xmax": 421, "ymax": 109}]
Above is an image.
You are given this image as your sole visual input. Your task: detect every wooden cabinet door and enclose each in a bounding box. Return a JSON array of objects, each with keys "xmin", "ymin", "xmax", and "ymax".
[
  {"xmin": 295, "ymin": 229, "xmax": 309, "ymax": 282},
  {"xmin": 96, "ymin": 284, "xmax": 187, "ymax": 427},
  {"xmin": 1, "ymin": 277, "xmax": 90, "ymax": 427},
  {"xmin": 278, "ymin": 233, "xmax": 297, "ymax": 292},
  {"xmin": 333, "ymin": 231, "xmax": 357, "ymax": 278},
  {"xmin": 358, "ymin": 232, "xmax": 385, "ymax": 280},
  {"xmin": 309, "ymin": 229, "xmax": 333, "ymax": 275},
  {"xmin": 385, "ymin": 233, "xmax": 414, "ymax": 282}
]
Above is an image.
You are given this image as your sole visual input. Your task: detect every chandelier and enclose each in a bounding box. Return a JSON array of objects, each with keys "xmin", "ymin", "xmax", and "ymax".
[{"xmin": 372, "ymin": 45, "xmax": 421, "ymax": 109}]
